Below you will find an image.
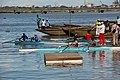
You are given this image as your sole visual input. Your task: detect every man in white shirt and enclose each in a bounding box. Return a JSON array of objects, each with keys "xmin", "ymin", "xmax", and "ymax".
[
  {"xmin": 45, "ymin": 20, "xmax": 50, "ymax": 28},
  {"xmin": 99, "ymin": 22, "xmax": 106, "ymax": 45},
  {"xmin": 96, "ymin": 22, "xmax": 100, "ymax": 35},
  {"xmin": 96, "ymin": 22, "xmax": 106, "ymax": 46},
  {"xmin": 41, "ymin": 19, "xmax": 46, "ymax": 30}
]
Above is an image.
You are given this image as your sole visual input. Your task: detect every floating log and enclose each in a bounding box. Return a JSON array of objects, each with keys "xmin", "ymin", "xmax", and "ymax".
[{"xmin": 44, "ymin": 52, "xmax": 83, "ymax": 67}]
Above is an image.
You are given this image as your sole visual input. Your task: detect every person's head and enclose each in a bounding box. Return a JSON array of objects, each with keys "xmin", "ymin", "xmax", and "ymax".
[
  {"xmin": 113, "ymin": 21, "xmax": 117, "ymax": 24},
  {"xmin": 96, "ymin": 22, "xmax": 101, "ymax": 26},
  {"xmin": 87, "ymin": 30, "xmax": 91, "ymax": 34},
  {"xmin": 101, "ymin": 22, "xmax": 104, "ymax": 25},
  {"xmin": 91, "ymin": 37, "xmax": 94, "ymax": 41},
  {"xmin": 23, "ymin": 33, "xmax": 25, "ymax": 35},
  {"xmin": 97, "ymin": 19, "xmax": 100, "ymax": 22},
  {"xmin": 74, "ymin": 32, "xmax": 78, "ymax": 36},
  {"xmin": 117, "ymin": 16, "xmax": 119, "ymax": 19},
  {"xmin": 37, "ymin": 14, "xmax": 39, "ymax": 17},
  {"xmin": 34, "ymin": 35, "xmax": 37, "ymax": 36},
  {"xmin": 75, "ymin": 40, "xmax": 78, "ymax": 43}
]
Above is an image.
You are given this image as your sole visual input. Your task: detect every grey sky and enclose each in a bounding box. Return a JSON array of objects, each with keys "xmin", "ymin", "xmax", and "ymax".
[{"xmin": 0, "ymin": 0, "xmax": 114, "ymax": 7}]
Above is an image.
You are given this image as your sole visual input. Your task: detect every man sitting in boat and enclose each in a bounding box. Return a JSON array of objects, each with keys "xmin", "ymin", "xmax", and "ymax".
[
  {"xmin": 72, "ymin": 40, "xmax": 78, "ymax": 47},
  {"xmin": 89, "ymin": 38, "xmax": 96, "ymax": 47},
  {"xmin": 45, "ymin": 19, "xmax": 50, "ymax": 28},
  {"xmin": 31, "ymin": 35, "xmax": 39, "ymax": 42},
  {"xmin": 85, "ymin": 30, "xmax": 92, "ymax": 43},
  {"xmin": 68, "ymin": 32, "xmax": 81, "ymax": 41},
  {"xmin": 19, "ymin": 33, "xmax": 28, "ymax": 41},
  {"xmin": 85, "ymin": 30, "xmax": 96, "ymax": 47},
  {"xmin": 74, "ymin": 32, "xmax": 80, "ymax": 40}
]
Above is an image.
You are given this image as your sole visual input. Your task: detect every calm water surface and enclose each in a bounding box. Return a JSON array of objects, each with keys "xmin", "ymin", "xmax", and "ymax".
[{"xmin": 0, "ymin": 12, "xmax": 120, "ymax": 80}]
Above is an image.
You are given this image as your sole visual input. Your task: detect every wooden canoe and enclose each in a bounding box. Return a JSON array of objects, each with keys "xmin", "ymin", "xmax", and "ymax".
[
  {"xmin": 62, "ymin": 27, "xmax": 96, "ymax": 37},
  {"xmin": 62, "ymin": 28, "xmax": 112, "ymax": 38},
  {"xmin": 35, "ymin": 25, "xmax": 95, "ymax": 36}
]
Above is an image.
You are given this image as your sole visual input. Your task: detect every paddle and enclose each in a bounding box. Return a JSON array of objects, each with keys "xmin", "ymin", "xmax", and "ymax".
[
  {"xmin": 2, "ymin": 38, "xmax": 23, "ymax": 45},
  {"xmin": 86, "ymin": 43, "xmax": 90, "ymax": 52},
  {"xmin": 59, "ymin": 45, "xmax": 69, "ymax": 53},
  {"xmin": 32, "ymin": 19, "xmax": 37, "ymax": 23},
  {"xmin": 59, "ymin": 43, "xmax": 73, "ymax": 53},
  {"xmin": 2, "ymin": 39, "xmax": 16, "ymax": 44}
]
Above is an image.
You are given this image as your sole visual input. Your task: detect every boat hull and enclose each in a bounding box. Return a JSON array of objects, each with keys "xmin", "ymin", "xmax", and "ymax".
[
  {"xmin": 62, "ymin": 28, "xmax": 96, "ymax": 37},
  {"xmin": 35, "ymin": 28, "xmax": 66, "ymax": 36},
  {"xmin": 19, "ymin": 46, "xmax": 120, "ymax": 52},
  {"xmin": 35, "ymin": 25, "xmax": 95, "ymax": 36},
  {"xmin": 62, "ymin": 28, "xmax": 112, "ymax": 38},
  {"xmin": 4, "ymin": 41, "xmax": 45, "ymax": 45}
]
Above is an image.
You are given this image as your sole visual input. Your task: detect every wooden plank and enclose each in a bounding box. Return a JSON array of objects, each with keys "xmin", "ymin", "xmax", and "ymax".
[{"xmin": 44, "ymin": 52, "xmax": 83, "ymax": 67}]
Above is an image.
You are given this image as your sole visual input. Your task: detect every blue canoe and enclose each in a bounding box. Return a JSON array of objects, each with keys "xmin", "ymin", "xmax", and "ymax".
[
  {"xmin": 19, "ymin": 46, "xmax": 120, "ymax": 52},
  {"xmin": 3, "ymin": 40, "xmax": 45, "ymax": 45},
  {"xmin": 3, "ymin": 40, "xmax": 90, "ymax": 45}
]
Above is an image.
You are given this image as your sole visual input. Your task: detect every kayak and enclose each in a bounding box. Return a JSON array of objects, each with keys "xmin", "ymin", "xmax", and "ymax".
[
  {"xmin": 3, "ymin": 40, "xmax": 45, "ymax": 45},
  {"xmin": 3, "ymin": 40, "xmax": 89, "ymax": 45},
  {"xmin": 19, "ymin": 46, "xmax": 120, "ymax": 52}
]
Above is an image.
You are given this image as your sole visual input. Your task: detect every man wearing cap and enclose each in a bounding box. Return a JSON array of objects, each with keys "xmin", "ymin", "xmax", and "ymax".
[
  {"xmin": 96, "ymin": 22, "xmax": 106, "ymax": 46},
  {"xmin": 96, "ymin": 22, "xmax": 101, "ymax": 35}
]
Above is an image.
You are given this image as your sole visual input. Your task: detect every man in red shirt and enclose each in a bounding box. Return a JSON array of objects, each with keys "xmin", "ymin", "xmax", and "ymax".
[{"xmin": 85, "ymin": 30, "xmax": 92, "ymax": 43}]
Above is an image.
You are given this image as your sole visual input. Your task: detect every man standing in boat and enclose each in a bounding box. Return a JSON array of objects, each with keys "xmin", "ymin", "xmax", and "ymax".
[
  {"xmin": 100, "ymin": 22, "xmax": 106, "ymax": 45},
  {"xmin": 41, "ymin": 19, "xmax": 46, "ymax": 30},
  {"xmin": 104, "ymin": 20, "xmax": 110, "ymax": 33},
  {"xmin": 36, "ymin": 14, "xmax": 41, "ymax": 28},
  {"xmin": 96, "ymin": 22, "xmax": 106, "ymax": 46},
  {"xmin": 111, "ymin": 22, "xmax": 119, "ymax": 46}
]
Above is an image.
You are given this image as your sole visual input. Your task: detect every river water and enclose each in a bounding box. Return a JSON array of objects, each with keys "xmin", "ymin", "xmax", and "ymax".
[{"xmin": 0, "ymin": 12, "xmax": 120, "ymax": 80}]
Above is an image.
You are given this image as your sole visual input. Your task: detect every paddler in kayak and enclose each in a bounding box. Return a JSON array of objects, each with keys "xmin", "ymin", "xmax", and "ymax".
[
  {"xmin": 19, "ymin": 33, "xmax": 28, "ymax": 41},
  {"xmin": 31, "ymin": 35, "xmax": 39, "ymax": 42}
]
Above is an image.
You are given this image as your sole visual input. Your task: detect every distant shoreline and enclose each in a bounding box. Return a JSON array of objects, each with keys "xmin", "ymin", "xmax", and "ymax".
[{"xmin": 0, "ymin": 7, "xmax": 120, "ymax": 13}]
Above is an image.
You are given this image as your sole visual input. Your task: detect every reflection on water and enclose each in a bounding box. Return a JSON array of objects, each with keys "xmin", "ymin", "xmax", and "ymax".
[
  {"xmin": 112, "ymin": 50, "xmax": 120, "ymax": 61},
  {"xmin": 0, "ymin": 46, "xmax": 120, "ymax": 80},
  {"xmin": 92, "ymin": 51, "xmax": 96, "ymax": 60},
  {"xmin": 112, "ymin": 50, "xmax": 120, "ymax": 76}
]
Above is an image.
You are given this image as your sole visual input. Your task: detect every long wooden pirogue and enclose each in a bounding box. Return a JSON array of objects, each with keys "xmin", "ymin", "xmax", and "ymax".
[
  {"xmin": 36, "ymin": 20, "xmax": 114, "ymax": 37},
  {"xmin": 35, "ymin": 24, "xmax": 95, "ymax": 36},
  {"xmin": 62, "ymin": 28, "xmax": 112, "ymax": 38}
]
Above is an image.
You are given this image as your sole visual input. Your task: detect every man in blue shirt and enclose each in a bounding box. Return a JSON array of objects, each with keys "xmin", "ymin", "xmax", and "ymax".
[
  {"xmin": 34, "ymin": 35, "xmax": 39, "ymax": 42},
  {"xmin": 19, "ymin": 33, "xmax": 28, "ymax": 41},
  {"xmin": 31, "ymin": 35, "xmax": 39, "ymax": 42}
]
